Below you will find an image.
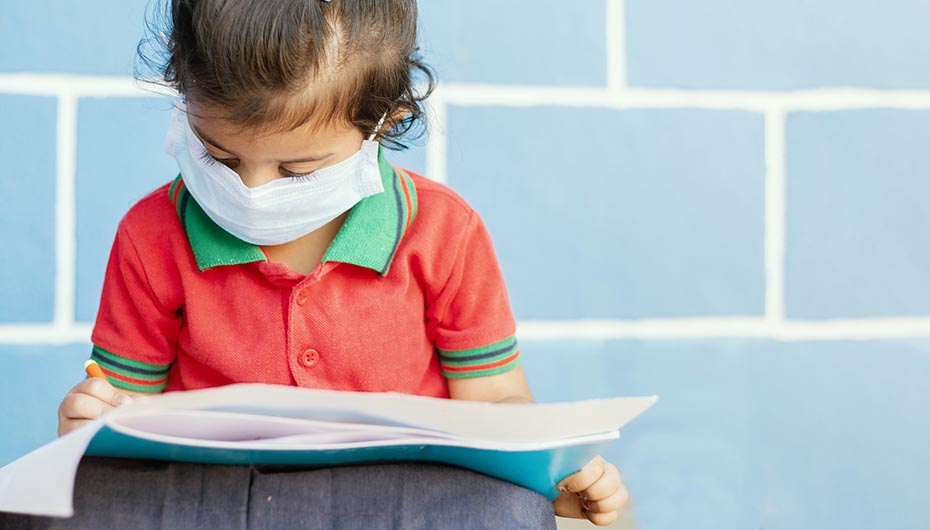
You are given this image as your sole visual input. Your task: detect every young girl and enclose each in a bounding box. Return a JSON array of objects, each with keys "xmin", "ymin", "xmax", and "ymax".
[{"xmin": 56, "ymin": 0, "xmax": 629, "ymax": 526}]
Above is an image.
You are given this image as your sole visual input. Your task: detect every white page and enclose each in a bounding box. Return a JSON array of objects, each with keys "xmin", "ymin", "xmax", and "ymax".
[
  {"xmin": 0, "ymin": 416, "xmax": 107, "ymax": 517},
  {"xmin": 109, "ymin": 410, "xmax": 458, "ymax": 445},
  {"xmin": 106, "ymin": 411, "xmax": 623, "ymax": 451},
  {"xmin": 125, "ymin": 384, "xmax": 659, "ymax": 443},
  {"xmin": 0, "ymin": 384, "xmax": 658, "ymax": 518}
]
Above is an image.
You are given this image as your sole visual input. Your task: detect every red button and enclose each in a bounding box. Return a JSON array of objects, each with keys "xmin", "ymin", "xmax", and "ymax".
[
  {"xmin": 295, "ymin": 289, "xmax": 309, "ymax": 306},
  {"xmin": 299, "ymin": 348, "xmax": 320, "ymax": 368}
]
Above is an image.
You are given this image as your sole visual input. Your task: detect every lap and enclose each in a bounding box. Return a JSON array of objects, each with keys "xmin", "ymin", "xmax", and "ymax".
[{"xmin": 0, "ymin": 457, "xmax": 557, "ymax": 530}]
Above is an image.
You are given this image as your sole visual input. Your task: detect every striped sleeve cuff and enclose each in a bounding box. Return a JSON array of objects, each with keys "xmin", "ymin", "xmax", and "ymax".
[
  {"xmin": 437, "ymin": 336, "xmax": 521, "ymax": 379},
  {"xmin": 91, "ymin": 345, "xmax": 171, "ymax": 393}
]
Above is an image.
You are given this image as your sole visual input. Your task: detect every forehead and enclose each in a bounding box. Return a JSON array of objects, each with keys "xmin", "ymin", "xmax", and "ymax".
[{"xmin": 185, "ymin": 99, "xmax": 361, "ymax": 156}]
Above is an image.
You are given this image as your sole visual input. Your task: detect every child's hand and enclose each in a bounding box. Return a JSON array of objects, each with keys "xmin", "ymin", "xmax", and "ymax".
[
  {"xmin": 554, "ymin": 455, "xmax": 629, "ymax": 526},
  {"xmin": 57, "ymin": 377, "xmax": 135, "ymax": 436}
]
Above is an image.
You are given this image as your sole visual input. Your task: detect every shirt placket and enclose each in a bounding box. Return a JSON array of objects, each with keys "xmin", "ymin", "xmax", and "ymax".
[{"xmin": 286, "ymin": 261, "xmax": 340, "ymax": 387}]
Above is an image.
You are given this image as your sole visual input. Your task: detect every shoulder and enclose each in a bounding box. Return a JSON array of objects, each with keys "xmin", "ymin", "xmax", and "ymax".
[
  {"xmin": 393, "ymin": 168, "xmax": 498, "ymax": 275},
  {"xmin": 403, "ymin": 169, "xmax": 477, "ymax": 224},
  {"xmin": 397, "ymin": 168, "xmax": 490, "ymax": 256},
  {"xmin": 114, "ymin": 179, "xmax": 189, "ymax": 261},
  {"xmin": 119, "ymin": 181, "xmax": 177, "ymax": 232}
]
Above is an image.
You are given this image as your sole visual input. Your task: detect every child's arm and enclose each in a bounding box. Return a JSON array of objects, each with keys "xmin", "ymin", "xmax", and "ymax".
[
  {"xmin": 428, "ymin": 209, "xmax": 629, "ymax": 524},
  {"xmin": 448, "ymin": 368, "xmax": 629, "ymax": 526},
  {"xmin": 446, "ymin": 365, "xmax": 534, "ymax": 403},
  {"xmin": 58, "ymin": 208, "xmax": 179, "ymax": 436}
]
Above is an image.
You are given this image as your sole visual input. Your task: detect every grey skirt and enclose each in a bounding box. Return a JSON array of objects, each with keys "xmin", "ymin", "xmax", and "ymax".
[{"xmin": 0, "ymin": 457, "xmax": 557, "ymax": 530}]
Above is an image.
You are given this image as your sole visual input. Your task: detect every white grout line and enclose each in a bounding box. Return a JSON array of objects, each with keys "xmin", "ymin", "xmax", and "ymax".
[
  {"xmin": 53, "ymin": 93, "xmax": 78, "ymax": 331},
  {"xmin": 0, "ymin": 324, "xmax": 92, "ymax": 345},
  {"xmin": 436, "ymin": 85, "xmax": 930, "ymax": 111},
  {"xmin": 425, "ymin": 86, "xmax": 448, "ymax": 184},
  {"xmin": 605, "ymin": 0, "xmax": 628, "ymax": 91},
  {"xmin": 0, "ymin": 73, "xmax": 172, "ymax": 97},
  {"xmin": 516, "ymin": 317, "xmax": 930, "ymax": 342},
  {"xmin": 6, "ymin": 75, "xmax": 930, "ymax": 110},
  {"xmin": 764, "ymin": 109, "xmax": 787, "ymax": 324}
]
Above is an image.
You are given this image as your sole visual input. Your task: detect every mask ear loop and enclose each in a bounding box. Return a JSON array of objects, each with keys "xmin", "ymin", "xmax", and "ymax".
[{"xmin": 368, "ymin": 111, "xmax": 389, "ymax": 142}]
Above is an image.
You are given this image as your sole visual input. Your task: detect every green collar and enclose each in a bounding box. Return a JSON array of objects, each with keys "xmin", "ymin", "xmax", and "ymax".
[{"xmin": 169, "ymin": 147, "xmax": 418, "ymax": 276}]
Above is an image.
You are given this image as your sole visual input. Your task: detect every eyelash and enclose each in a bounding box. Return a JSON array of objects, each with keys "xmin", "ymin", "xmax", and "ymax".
[
  {"xmin": 197, "ymin": 148, "xmax": 221, "ymax": 167},
  {"xmin": 197, "ymin": 148, "xmax": 312, "ymax": 179}
]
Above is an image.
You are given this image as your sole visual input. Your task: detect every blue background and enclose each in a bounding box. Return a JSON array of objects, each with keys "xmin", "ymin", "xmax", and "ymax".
[{"xmin": 3, "ymin": 1, "xmax": 930, "ymax": 529}]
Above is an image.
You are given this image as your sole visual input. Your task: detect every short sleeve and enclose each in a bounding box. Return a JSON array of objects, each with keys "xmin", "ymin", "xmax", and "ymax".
[
  {"xmin": 89, "ymin": 221, "xmax": 181, "ymax": 392},
  {"xmin": 426, "ymin": 211, "xmax": 521, "ymax": 379}
]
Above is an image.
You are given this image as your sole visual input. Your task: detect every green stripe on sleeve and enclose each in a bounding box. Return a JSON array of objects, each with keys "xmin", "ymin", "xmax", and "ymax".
[
  {"xmin": 91, "ymin": 346, "xmax": 171, "ymax": 374},
  {"xmin": 439, "ymin": 347, "xmax": 518, "ymax": 367},
  {"xmin": 436, "ymin": 336, "xmax": 517, "ymax": 359}
]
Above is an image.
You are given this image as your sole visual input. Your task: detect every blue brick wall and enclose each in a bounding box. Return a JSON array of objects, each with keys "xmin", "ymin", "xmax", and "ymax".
[
  {"xmin": 0, "ymin": 1, "xmax": 149, "ymax": 75},
  {"xmin": 786, "ymin": 109, "xmax": 930, "ymax": 318},
  {"xmin": 3, "ymin": 2, "xmax": 930, "ymax": 529},
  {"xmin": 523, "ymin": 338, "xmax": 930, "ymax": 529},
  {"xmin": 74, "ymin": 97, "xmax": 177, "ymax": 322},
  {"xmin": 0, "ymin": 96, "xmax": 58, "ymax": 322},
  {"xmin": 418, "ymin": 0, "xmax": 607, "ymax": 86},
  {"xmin": 447, "ymin": 106, "xmax": 766, "ymax": 319},
  {"xmin": 626, "ymin": 0, "xmax": 930, "ymax": 89},
  {"xmin": 0, "ymin": 345, "xmax": 89, "ymax": 462}
]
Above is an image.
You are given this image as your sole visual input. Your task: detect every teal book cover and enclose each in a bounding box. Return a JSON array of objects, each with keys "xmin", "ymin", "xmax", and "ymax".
[
  {"xmin": 85, "ymin": 426, "xmax": 614, "ymax": 500},
  {"xmin": 0, "ymin": 384, "xmax": 657, "ymax": 517}
]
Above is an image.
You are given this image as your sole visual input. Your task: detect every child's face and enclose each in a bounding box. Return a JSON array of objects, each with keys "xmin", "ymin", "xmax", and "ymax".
[{"xmin": 186, "ymin": 100, "xmax": 365, "ymax": 188}]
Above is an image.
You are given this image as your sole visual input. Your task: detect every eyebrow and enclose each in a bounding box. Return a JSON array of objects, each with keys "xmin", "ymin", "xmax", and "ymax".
[
  {"xmin": 280, "ymin": 152, "xmax": 334, "ymax": 164},
  {"xmin": 191, "ymin": 124, "xmax": 236, "ymax": 155},
  {"xmin": 191, "ymin": 123, "xmax": 332, "ymax": 164}
]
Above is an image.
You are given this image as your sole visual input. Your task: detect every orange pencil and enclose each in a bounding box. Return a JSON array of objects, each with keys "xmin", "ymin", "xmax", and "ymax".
[{"xmin": 84, "ymin": 359, "xmax": 106, "ymax": 379}]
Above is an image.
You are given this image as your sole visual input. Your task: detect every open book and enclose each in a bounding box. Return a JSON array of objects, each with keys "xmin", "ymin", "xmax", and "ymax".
[{"xmin": 0, "ymin": 384, "xmax": 657, "ymax": 517}]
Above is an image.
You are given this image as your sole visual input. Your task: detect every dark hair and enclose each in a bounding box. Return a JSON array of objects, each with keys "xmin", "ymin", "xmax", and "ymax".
[{"xmin": 138, "ymin": 0, "xmax": 435, "ymax": 149}]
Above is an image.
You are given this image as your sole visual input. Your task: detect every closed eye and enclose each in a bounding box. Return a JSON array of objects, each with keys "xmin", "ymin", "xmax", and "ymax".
[
  {"xmin": 280, "ymin": 167, "xmax": 315, "ymax": 178},
  {"xmin": 197, "ymin": 148, "xmax": 238, "ymax": 169},
  {"xmin": 197, "ymin": 147, "xmax": 315, "ymax": 178}
]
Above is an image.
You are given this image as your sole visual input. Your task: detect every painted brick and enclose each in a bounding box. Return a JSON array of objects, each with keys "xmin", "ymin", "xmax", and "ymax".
[
  {"xmin": 385, "ymin": 141, "xmax": 427, "ymax": 178},
  {"xmin": 418, "ymin": 0, "xmax": 606, "ymax": 86},
  {"xmin": 625, "ymin": 0, "xmax": 930, "ymax": 89},
  {"xmin": 0, "ymin": 0, "xmax": 151, "ymax": 75},
  {"xmin": 786, "ymin": 110, "xmax": 930, "ymax": 318},
  {"xmin": 0, "ymin": 95, "xmax": 57, "ymax": 323},
  {"xmin": 0, "ymin": 344, "xmax": 89, "ymax": 466},
  {"xmin": 75, "ymin": 97, "xmax": 177, "ymax": 323},
  {"xmin": 446, "ymin": 106, "xmax": 766, "ymax": 319},
  {"xmin": 522, "ymin": 338, "xmax": 930, "ymax": 530}
]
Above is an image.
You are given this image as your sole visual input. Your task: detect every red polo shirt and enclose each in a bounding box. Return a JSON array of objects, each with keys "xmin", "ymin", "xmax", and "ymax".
[{"xmin": 90, "ymin": 149, "xmax": 521, "ymax": 398}]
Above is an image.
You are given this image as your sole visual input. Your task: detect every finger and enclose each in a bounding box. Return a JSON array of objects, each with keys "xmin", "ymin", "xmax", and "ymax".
[
  {"xmin": 582, "ymin": 462, "xmax": 624, "ymax": 501},
  {"xmin": 58, "ymin": 418, "xmax": 91, "ymax": 437},
  {"xmin": 585, "ymin": 509, "xmax": 619, "ymax": 527},
  {"xmin": 557, "ymin": 455, "xmax": 606, "ymax": 495},
  {"xmin": 586, "ymin": 484, "xmax": 630, "ymax": 514},
  {"xmin": 60, "ymin": 391, "xmax": 115, "ymax": 421},
  {"xmin": 81, "ymin": 376, "xmax": 134, "ymax": 408},
  {"xmin": 552, "ymin": 491, "xmax": 585, "ymax": 519}
]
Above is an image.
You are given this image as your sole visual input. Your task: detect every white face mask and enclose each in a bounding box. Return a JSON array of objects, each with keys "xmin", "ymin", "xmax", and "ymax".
[{"xmin": 163, "ymin": 103, "xmax": 385, "ymax": 246}]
